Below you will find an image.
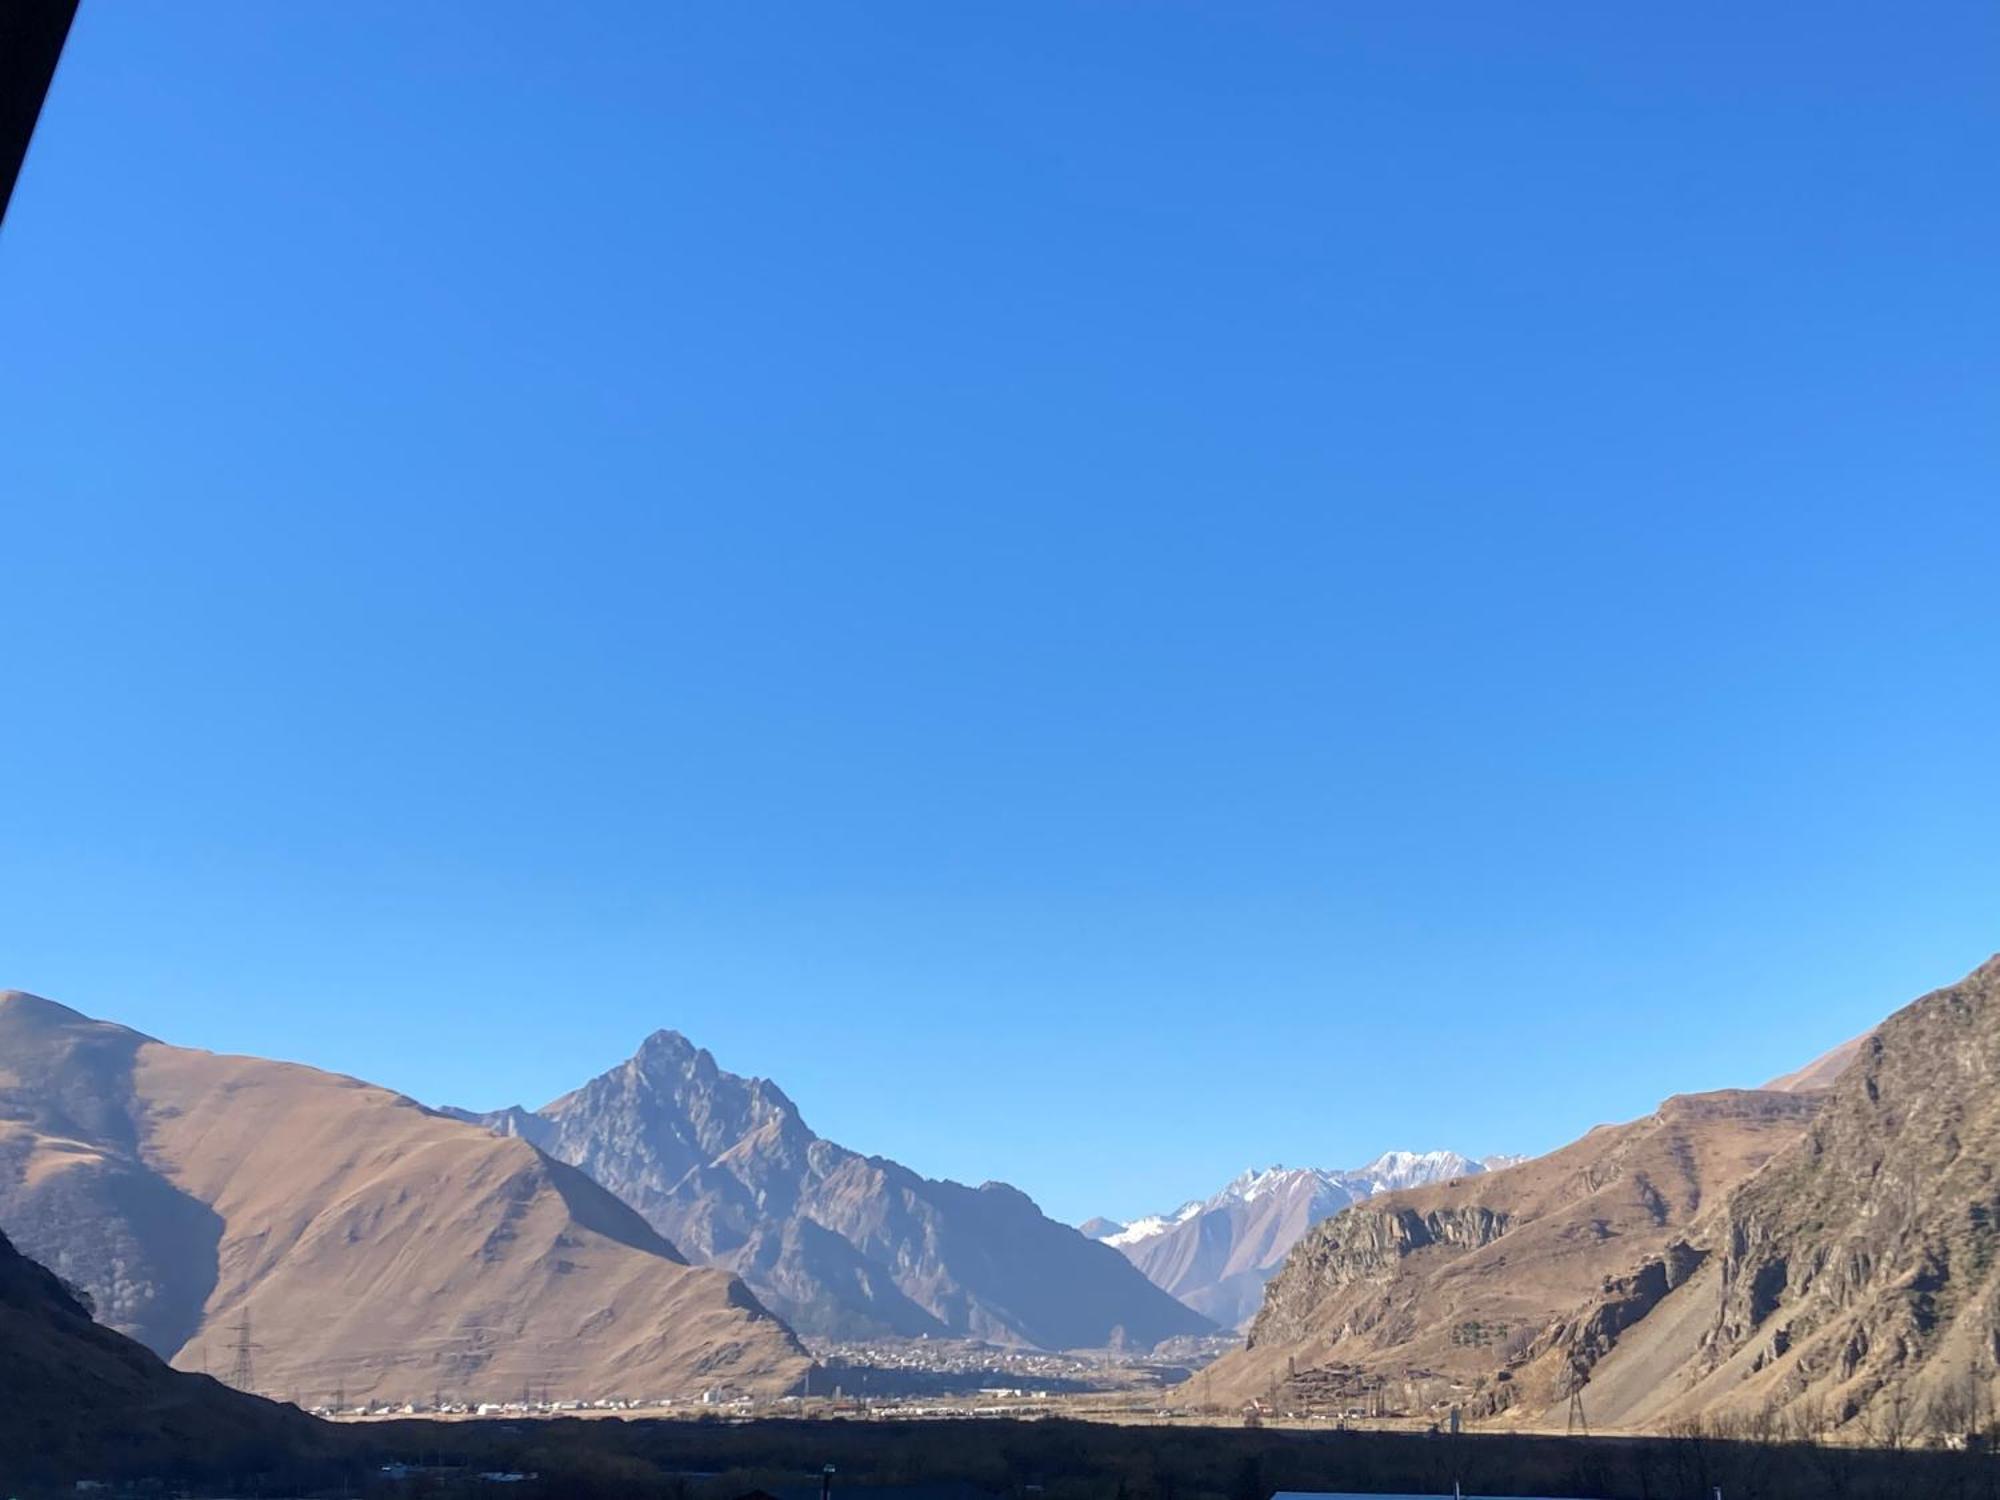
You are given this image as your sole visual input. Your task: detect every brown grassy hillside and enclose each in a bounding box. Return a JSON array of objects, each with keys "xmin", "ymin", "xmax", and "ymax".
[
  {"xmin": 1197, "ymin": 954, "xmax": 2000, "ymax": 1441},
  {"xmin": 1580, "ymin": 955, "xmax": 2000, "ymax": 1435},
  {"xmin": 0, "ymin": 991, "xmax": 811, "ymax": 1406},
  {"xmin": 1190, "ymin": 1089, "xmax": 1821, "ymax": 1421}
]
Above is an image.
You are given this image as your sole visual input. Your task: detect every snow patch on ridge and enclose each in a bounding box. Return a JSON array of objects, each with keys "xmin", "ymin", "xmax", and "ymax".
[
  {"xmin": 1096, "ymin": 1150, "xmax": 1507, "ymax": 1251},
  {"xmin": 1103, "ymin": 1200, "xmax": 1204, "ymax": 1247}
]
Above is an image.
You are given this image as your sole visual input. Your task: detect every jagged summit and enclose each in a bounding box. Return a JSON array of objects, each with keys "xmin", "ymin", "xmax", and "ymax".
[
  {"xmin": 636, "ymin": 1026, "xmax": 701, "ymax": 1058},
  {"xmin": 618, "ymin": 1028, "xmax": 805, "ymax": 1118},
  {"xmin": 1220, "ymin": 1165, "xmax": 1294, "ymax": 1202},
  {"xmin": 1359, "ymin": 1148, "xmax": 1485, "ymax": 1186},
  {"xmin": 457, "ymin": 1031, "xmax": 1211, "ymax": 1350}
]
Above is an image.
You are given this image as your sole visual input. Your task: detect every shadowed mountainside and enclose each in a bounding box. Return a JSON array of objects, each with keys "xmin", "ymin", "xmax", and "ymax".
[{"xmin": 0, "ymin": 1224, "xmax": 327, "ymax": 1484}]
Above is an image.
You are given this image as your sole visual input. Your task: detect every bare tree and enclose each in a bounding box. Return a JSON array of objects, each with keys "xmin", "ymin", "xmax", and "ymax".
[
  {"xmin": 1793, "ymin": 1391, "xmax": 1833, "ymax": 1444},
  {"xmin": 1863, "ymin": 1386, "xmax": 1914, "ymax": 1451},
  {"xmin": 1925, "ymin": 1377, "xmax": 1978, "ymax": 1449}
]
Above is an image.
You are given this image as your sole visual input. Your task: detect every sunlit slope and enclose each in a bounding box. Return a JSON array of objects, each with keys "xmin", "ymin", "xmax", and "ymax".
[
  {"xmin": 0, "ymin": 991, "xmax": 810, "ymax": 1405},
  {"xmin": 1192, "ymin": 1087, "xmax": 1820, "ymax": 1420},
  {"xmin": 1583, "ymin": 955, "xmax": 2000, "ymax": 1432},
  {"xmin": 1199, "ymin": 954, "xmax": 2000, "ymax": 1439}
]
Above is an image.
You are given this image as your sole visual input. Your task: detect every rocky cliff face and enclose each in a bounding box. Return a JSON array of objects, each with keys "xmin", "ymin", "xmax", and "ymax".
[
  {"xmin": 1188, "ymin": 1087, "xmax": 1820, "ymax": 1418},
  {"xmin": 1251, "ymin": 1204, "xmax": 1513, "ymax": 1347},
  {"xmin": 1101, "ymin": 1154, "xmax": 1510, "ymax": 1329},
  {"xmin": 458, "ymin": 1031, "xmax": 1213, "ymax": 1350},
  {"xmin": 1204, "ymin": 954, "xmax": 2000, "ymax": 1438},
  {"xmin": 1585, "ymin": 955, "xmax": 2000, "ymax": 1433}
]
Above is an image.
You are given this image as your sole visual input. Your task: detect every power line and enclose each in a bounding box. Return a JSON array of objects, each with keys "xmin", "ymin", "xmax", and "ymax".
[
  {"xmin": 227, "ymin": 1307, "xmax": 265, "ymax": 1395},
  {"xmin": 1565, "ymin": 1364, "xmax": 1589, "ymax": 1438}
]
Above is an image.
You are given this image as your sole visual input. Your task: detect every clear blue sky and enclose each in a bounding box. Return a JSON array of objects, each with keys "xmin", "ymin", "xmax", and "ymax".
[{"xmin": 3, "ymin": 3, "xmax": 1996, "ymax": 1226}]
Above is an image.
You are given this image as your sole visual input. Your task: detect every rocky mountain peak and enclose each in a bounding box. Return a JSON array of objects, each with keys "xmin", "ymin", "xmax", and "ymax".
[
  {"xmin": 635, "ymin": 1026, "xmax": 700, "ymax": 1060},
  {"xmin": 455, "ymin": 1031, "xmax": 1212, "ymax": 1349},
  {"xmin": 1356, "ymin": 1149, "xmax": 1484, "ymax": 1192},
  {"xmin": 1219, "ymin": 1165, "xmax": 1294, "ymax": 1202},
  {"xmin": 616, "ymin": 1030, "xmax": 804, "ymax": 1124},
  {"xmin": 628, "ymin": 1028, "xmax": 723, "ymax": 1088}
]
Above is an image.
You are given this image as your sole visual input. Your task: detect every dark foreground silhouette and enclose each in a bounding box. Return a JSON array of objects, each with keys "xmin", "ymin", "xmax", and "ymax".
[
  {"xmin": 9, "ymin": 1414, "xmax": 2000, "ymax": 1500},
  {"xmin": 0, "ymin": 0, "xmax": 78, "ymax": 225}
]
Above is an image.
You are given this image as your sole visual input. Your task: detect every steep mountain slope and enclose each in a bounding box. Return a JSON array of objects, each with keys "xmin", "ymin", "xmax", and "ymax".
[
  {"xmin": 1575, "ymin": 956, "xmax": 2000, "ymax": 1435},
  {"xmin": 0, "ymin": 992, "xmax": 811, "ymax": 1405},
  {"xmin": 1099, "ymin": 1153, "xmax": 1514, "ymax": 1328},
  {"xmin": 455, "ymin": 1030, "xmax": 1213, "ymax": 1349},
  {"xmin": 0, "ymin": 1226, "xmax": 325, "ymax": 1483},
  {"xmin": 1197, "ymin": 954, "xmax": 2000, "ymax": 1437},
  {"xmin": 1763, "ymin": 1031, "xmax": 1870, "ymax": 1093},
  {"xmin": 1191, "ymin": 1089, "xmax": 1822, "ymax": 1418}
]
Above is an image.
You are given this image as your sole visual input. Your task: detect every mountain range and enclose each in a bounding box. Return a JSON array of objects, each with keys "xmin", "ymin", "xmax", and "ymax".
[
  {"xmin": 1087, "ymin": 1152, "xmax": 1522, "ymax": 1328},
  {"xmin": 5, "ymin": 952, "xmax": 1994, "ymax": 1445},
  {"xmin": 449, "ymin": 1030, "xmax": 1211, "ymax": 1349},
  {"xmin": 1195, "ymin": 956, "xmax": 2000, "ymax": 1440},
  {"xmin": 0, "ymin": 992, "xmax": 810, "ymax": 1405}
]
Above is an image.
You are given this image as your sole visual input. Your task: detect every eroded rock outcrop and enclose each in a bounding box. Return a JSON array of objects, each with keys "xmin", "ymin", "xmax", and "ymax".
[
  {"xmin": 1260, "ymin": 953, "xmax": 2000, "ymax": 1438},
  {"xmin": 1188, "ymin": 1085, "xmax": 1821, "ymax": 1419},
  {"xmin": 1665, "ymin": 959, "xmax": 2000, "ymax": 1430},
  {"xmin": 1252, "ymin": 1205, "xmax": 1513, "ymax": 1347}
]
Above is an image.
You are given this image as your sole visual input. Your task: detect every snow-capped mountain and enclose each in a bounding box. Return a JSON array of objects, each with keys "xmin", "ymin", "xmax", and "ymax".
[
  {"xmin": 1089, "ymin": 1150, "xmax": 1524, "ymax": 1329},
  {"xmin": 1099, "ymin": 1200, "xmax": 1203, "ymax": 1248}
]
